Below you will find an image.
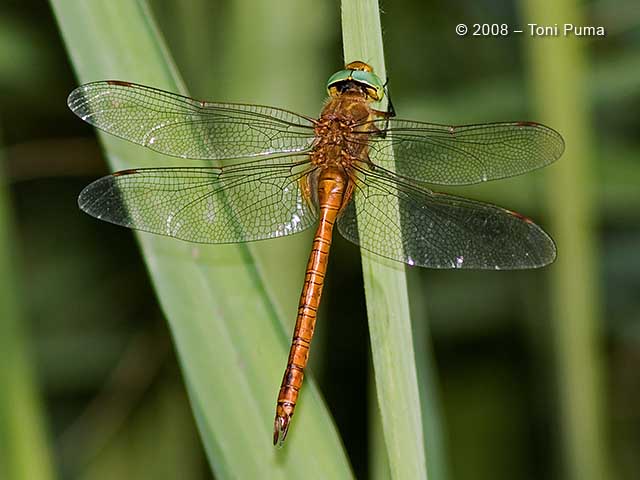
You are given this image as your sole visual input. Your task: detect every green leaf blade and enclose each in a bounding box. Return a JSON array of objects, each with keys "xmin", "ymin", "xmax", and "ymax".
[
  {"xmin": 51, "ymin": 1, "xmax": 353, "ymax": 477},
  {"xmin": 341, "ymin": 1, "xmax": 435, "ymax": 479}
]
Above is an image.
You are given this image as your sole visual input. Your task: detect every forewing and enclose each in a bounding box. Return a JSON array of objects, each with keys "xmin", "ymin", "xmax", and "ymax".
[
  {"xmin": 68, "ymin": 81, "xmax": 317, "ymax": 160},
  {"xmin": 362, "ymin": 119, "xmax": 564, "ymax": 185},
  {"xmin": 78, "ymin": 158, "xmax": 318, "ymax": 243},
  {"xmin": 338, "ymin": 166, "xmax": 556, "ymax": 269}
]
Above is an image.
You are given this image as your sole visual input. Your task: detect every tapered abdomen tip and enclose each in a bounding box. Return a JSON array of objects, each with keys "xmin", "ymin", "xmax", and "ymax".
[{"xmin": 273, "ymin": 414, "xmax": 291, "ymax": 447}]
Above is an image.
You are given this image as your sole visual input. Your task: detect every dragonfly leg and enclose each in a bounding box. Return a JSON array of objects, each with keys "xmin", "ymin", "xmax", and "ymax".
[
  {"xmin": 370, "ymin": 78, "xmax": 396, "ymax": 121},
  {"xmin": 369, "ymin": 91, "xmax": 395, "ymax": 139},
  {"xmin": 382, "ymin": 77, "xmax": 397, "ymax": 118}
]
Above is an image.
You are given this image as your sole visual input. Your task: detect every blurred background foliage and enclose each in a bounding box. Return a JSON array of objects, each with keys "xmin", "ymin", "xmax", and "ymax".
[{"xmin": 0, "ymin": 0, "xmax": 638, "ymax": 479}]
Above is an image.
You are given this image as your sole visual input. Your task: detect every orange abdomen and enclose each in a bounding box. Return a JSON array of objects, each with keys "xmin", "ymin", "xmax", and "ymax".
[{"xmin": 273, "ymin": 166, "xmax": 349, "ymax": 446}]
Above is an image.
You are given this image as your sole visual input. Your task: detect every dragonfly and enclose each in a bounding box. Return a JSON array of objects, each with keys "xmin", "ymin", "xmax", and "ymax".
[{"xmin": 68, "ymin": 61, "xmax": 564, "ymax": 447}]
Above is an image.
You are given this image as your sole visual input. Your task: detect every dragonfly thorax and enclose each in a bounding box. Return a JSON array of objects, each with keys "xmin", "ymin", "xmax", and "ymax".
[{"xmin": 310, "ymin": 93, "xmax": 374, "ymax": 171}]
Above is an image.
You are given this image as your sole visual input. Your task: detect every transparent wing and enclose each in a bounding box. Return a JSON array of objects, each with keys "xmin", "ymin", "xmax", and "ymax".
[
  {"xmin": 78, "ymin": 157, "xmax": 318, "ymax": 243},
  {"xmin": 362, "ymin": 119, "xmax": 564, "ymax": 186},
  {"xmin": 338, "ymin": 166, "xmax": 556, "ymax": 269},
  {"xmin": 68, "ymin": 81, "xmax": 317, "ymax": 160}
]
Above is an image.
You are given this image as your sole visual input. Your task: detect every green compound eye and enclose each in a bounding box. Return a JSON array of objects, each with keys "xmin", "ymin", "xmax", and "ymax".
[{"xmin": 326, "ymin": 61, "xmax": 385, "ymax": 102}]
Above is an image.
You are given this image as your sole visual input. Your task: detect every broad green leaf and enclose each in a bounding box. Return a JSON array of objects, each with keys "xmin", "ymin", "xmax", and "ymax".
[{"xmin": 51, "ymin": 1, "xmax": 352, "ymax": 478}]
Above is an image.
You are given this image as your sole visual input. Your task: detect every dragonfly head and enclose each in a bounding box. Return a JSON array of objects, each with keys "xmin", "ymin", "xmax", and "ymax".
[{"xmin": 326, "ymin": 61, "xmax": 385, "ymax": 102}]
